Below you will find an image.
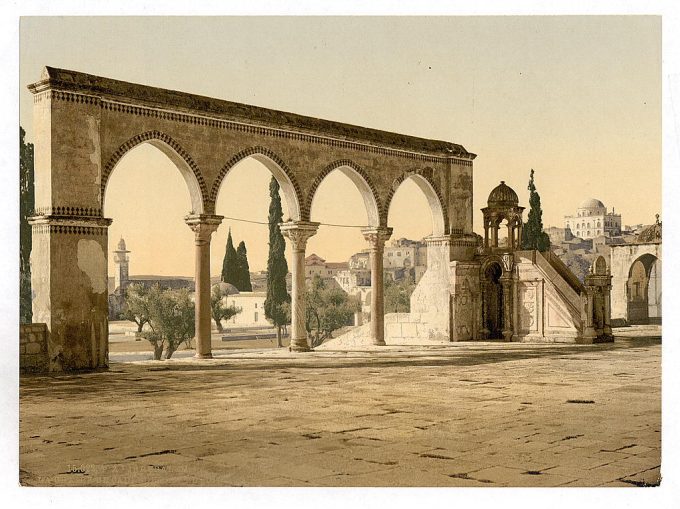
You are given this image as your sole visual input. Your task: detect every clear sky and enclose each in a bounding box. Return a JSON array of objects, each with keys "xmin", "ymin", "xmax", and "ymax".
[{"xmin": 20, "ymin": 16, "xmax": 661, "ymax": 276}]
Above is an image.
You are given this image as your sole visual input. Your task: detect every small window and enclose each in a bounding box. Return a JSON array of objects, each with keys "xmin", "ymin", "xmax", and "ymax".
[
  {"xmin": 254, "ymin": 302, "xmax": 257, "ymax": 309},
  {"xmin": 254, "ymin": 312, "xmax": 258, "ymax": 322}
]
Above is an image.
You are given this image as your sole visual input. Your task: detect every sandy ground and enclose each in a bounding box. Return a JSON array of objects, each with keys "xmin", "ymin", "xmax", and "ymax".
[{"xmin": 19, "ymin": 326, "xmax": 661, "ymax": 487}]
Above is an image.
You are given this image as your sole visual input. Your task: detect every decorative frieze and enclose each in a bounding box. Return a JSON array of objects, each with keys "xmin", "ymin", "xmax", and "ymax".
[
  {"xmin": 33, "ymin": 206, "xmax": 102, "ymax": 217},
  {"xmin": 38, "ymin": 85, "xmax": 473, "ymax": 164},
  {"xmin": 29, "ymin": 215, "xmax": 112, "ymax": 236}
]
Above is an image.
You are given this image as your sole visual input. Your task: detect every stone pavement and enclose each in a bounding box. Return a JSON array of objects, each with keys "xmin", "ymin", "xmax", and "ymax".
[{"xmin": 19, "ymin": 326, "xmax": 661, "ymax": 487}]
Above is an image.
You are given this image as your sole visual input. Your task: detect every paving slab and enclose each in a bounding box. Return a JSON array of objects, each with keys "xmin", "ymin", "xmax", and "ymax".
[{"xmin": 19, "ymin": 327, "xmax": 661, "ymax": 487}]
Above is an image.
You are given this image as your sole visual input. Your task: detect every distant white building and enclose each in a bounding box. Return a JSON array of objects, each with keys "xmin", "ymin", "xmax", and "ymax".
[
  {"xmin": 224, "ymin": 291, "xmax": 268, "ymax": 328},
  {"xmin": 564, "ymin": 198, "xmax": 621, "ymax": 240}
]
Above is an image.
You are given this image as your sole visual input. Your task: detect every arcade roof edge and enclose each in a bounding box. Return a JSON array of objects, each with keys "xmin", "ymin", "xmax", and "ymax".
[{"xmin": 28, "ymin": 66, "xmax": 477, "ymax": 161}]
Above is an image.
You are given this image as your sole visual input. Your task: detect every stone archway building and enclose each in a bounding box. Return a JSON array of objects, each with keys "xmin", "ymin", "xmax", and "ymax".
[
  {"xmin": 27, "ymin": 67, "xmax": 477, "ymax": 371},
  {"xmin": 609, "ymin": 220, "xmax": 662, "ymax": 326}
]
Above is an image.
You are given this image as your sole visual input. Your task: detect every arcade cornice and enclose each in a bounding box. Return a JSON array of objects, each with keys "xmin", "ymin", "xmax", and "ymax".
[{"xmin": 28, "ymin": 67, "xmax": 477, "ymax": 164}]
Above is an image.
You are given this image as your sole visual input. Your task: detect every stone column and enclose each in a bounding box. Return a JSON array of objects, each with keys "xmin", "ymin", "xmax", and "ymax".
[
  {"xmin": 501, "ymin": 278, "xmax": 514, "ymax": 342},
  {"xmin": 362, "ymin": 227, "xmax": 393, "ymax": 346},
  {"xmin": 185, "ymin": 214, "xmax": 223, "ymax": 359},
  {"xmin": 603, "ymin": 285, "xmax": 613, "ymax": 337},
  {"xmin": 492, "ymin": 220, "xmax": 499, "ymax": 248},
  {"xmin": 480, "ymin": 283, "xmax": 489, "ymax": 339},
  {"xmin": 582, "ymin": 285, "xmax": 597, "ymax": 342},
  {"xmin": 279, "ymin": 221, "xmax": 320, "ymax": 352},
  {"xmin": 507, "ymin": 223, "xmax": 514, "ymax": 250},
  {"xmin": 483, "ymin": 220, "xmax": 489, "ymax": 248}
]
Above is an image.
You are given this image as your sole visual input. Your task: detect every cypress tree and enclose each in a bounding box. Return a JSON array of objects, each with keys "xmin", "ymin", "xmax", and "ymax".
[
  {"xmin": 236, "ymin": 241, "xmax": 252, "ymax": 292},
  {"xmin": 221, "ymin": 228, "xmax": 239, "ymax": 286},
  {"xmin": 263, "ymin": 177, "xmax": 290, "ymax": 347},
  {"xmin": 521, "ymin": 169, "xmax": 551, "ymax": 252},
  {"xmin": 20, "ymin": 127, "xmax": 34, "ymax": 323}
]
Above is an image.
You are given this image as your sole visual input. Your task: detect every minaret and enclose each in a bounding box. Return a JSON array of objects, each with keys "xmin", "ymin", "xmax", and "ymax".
[{"xmin": 113, "ymin": 237, "xmax": 130, "ymax": 291}]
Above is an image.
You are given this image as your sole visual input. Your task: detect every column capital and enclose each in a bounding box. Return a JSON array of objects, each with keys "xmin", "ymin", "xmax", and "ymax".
[
  {"xmin": 361, "ymin": 226, "xmax": 393, "ymax": 249},
  {"xmin": 184, "ymin": 214, "xmax": 223, "ymax": 241},
  {"xmin": 279, "ymin": 221, "xmax": 320, "ymax": 251}
]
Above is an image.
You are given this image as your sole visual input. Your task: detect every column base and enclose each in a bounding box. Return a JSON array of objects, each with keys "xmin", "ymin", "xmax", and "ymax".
[
  {"xmin": 502, "ymin": 330, "xmax": 513, "ymax": 342},
  {"xmin": 372, "ymin": 338, "xmax": 387, "ymax": 346},
  {"xmin": 194, "ymin": 352, "xmax": 213, "ymax": 359},
  {"xmin": 289, "ymin": 339, "xmax": 311, "ymax": 352}
]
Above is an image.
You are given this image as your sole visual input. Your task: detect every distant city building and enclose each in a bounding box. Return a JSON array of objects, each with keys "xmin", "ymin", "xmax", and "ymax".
[
  {"xmin": 564, "ymin": 198, "xmax": 621, "ymax": 240},
  {"xmin": 305, "ymin": 254, "xmax": 348, "ymax": 286}
]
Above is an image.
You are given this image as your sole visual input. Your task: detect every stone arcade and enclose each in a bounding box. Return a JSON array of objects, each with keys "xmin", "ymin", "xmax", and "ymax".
[
  {"xmin": 26, "ymin": 67, "xmax": 476, "ymax": 371},
  {"xmin": 24, "ymin": 67, "xmax": 611, "ymax": 373}
]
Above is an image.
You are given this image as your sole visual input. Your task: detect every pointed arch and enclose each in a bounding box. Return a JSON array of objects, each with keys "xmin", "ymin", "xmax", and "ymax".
[
  {"xmin": 306, "ymin": 160, "xmax": 381, "ymax": 227},
  {"xmin": 210, "ymin": 147, "xmax": 302, "ymax": 221},
  {"xmin": 384, "ymin": 171, "xmax": 448, "ymax": 236},
  {"xmin": 102, "ymin": 130, "xmax": 207, "ymax": 214}
]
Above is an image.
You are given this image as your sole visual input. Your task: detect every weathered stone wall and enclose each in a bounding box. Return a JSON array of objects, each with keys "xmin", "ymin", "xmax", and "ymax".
[
  {"xmin": 20, "ymin": 323, "xmax": 49, "ymax": 373},
  {"xmin": 610, "ymin": 243, "xmax": 662, "ymax": 325}
]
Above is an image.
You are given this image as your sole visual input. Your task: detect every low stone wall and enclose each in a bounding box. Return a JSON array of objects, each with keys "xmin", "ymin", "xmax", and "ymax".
[{"xmin": 20, "ymin": 323, "xmax": 49, "ymax": 373}]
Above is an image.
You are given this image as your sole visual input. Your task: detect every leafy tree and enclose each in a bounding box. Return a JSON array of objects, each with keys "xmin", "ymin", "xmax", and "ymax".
[
  {"xmin": 264, "ymin": 177, "xmax": 290, "ymax": 347},
  {"xmin": 122, "ymin": 283, "xmax": 151, "ymax": 333},
  {"xmin": 221, "ymin": 228, "xmax": 239, "ymax": 286},
  {"xmin": 521, "ymin": 169, "xmax": 551, "ymax": 252},
  {"xmin": 210, "ymin": 284, "xmax": 242, "ymax": 333},
  {"xmin": 235, "ymin": 241, "xmax": 253, "ymax": 291},
  {"xmin": 384, "ymin": 273, "xmax": 416, "ymax": 313},
  {"xmin": 20, "ymin": 126, "xmax": 34, "ymax": 323},
  {"xmin": 140, "ymin": 285, "xmax": 195, "ymax": 360},
  {"xmin": 305, "ymin": 275, "xmax": 360, "ymax": 348}
]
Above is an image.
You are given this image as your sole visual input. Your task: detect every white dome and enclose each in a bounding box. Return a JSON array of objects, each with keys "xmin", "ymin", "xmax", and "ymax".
[{"xmin": 579, "ymin": 198, "xmax": 605, "ymax": 210}]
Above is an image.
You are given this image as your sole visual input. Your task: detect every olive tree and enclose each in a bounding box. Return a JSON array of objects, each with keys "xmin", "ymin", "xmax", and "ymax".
[
  {"xmin": 122, "ymin": 283, "xmax": 151, "ymax": 333},
  {"xmin": 210, "ymin": 284, "xmax": 242, "ymax": 333},
  {"xmin": 141, "ymin": 285, "xmax": 195, "ymax": 360},
  {"xmin": 305, "ymin": 275, "xmax": 360, "ymax": 348}
]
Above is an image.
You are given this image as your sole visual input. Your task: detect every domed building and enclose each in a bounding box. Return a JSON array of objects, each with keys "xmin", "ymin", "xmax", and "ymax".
[
  {"xmin": 481, "ymin": 181, "xmax": 525, "ymax": 250},
  {"xmin": 564, "ymin": 198, "xmax": 621, "ymax": 239}
]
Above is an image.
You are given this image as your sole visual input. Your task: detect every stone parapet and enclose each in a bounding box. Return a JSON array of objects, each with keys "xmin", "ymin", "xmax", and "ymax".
[{"xmin": 20, "ymin": 323, "xmax": 49, "ymax": 374}]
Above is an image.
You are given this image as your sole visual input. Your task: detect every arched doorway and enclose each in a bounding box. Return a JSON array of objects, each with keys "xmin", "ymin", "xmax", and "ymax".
[
  {"xmin": 627, "ymin": 254, "xmax": 661, "ymax": 325},
  {"xmin": 481, "ymin": 261, "xmax": 504, "ymax": 339}
]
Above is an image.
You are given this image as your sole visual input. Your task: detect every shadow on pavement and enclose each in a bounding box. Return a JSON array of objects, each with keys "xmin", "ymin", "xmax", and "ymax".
[{"xmin": 20, "ymin": 334, "xmax": 661, "ymax": 399}]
